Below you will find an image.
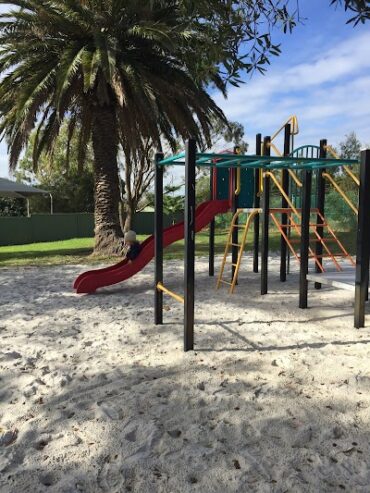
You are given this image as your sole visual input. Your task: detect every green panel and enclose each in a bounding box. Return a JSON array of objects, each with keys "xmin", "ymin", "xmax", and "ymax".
[
  {"xmin": 0, "ymin": 212, "xmax": 185, "ymax": 246},
  {"xmin": 215, "ymin": 168, "xmax": 230, "ymax": 200},
  {"xmin": 132, "ymin": 212, "xmax": 183, "ymax": 235},
  {"xmin": 0, "ymin": 217, "xmax": 34, "ymax": 245},
  {"xmin": 238, "ymin": 168, "xmax": 254, "ymax": 208}
]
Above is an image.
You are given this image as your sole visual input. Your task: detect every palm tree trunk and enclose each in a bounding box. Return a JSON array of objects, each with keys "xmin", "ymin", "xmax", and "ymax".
[{"xmin": 92, "ymin": 104, "xmax": 124, "ymax": 255}]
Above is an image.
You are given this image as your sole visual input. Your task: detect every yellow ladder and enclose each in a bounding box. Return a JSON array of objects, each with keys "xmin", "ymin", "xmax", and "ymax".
[{"xmin": 217, "ymin": 208, "xmax": 261, "ymax": 293}]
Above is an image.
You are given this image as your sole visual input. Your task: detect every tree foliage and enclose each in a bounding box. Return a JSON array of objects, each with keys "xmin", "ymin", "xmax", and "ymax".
[
  {"xmin": 14, "ymin": 124, "xmax": 95, "ymax": 213},
  {"xmin": 0, "ymin": 1, "xmax": 367, "ymax": 252},
  {"xmin": 0, "ymin": 197, "xmax": 26, "ymax": 216},
  {"xmin": 339, "ymin": 131, "xmax": 362, "ymax": 160},
  {"xmin": 330, "ymin": 0, "xmax": 370, "ymax": 25}
]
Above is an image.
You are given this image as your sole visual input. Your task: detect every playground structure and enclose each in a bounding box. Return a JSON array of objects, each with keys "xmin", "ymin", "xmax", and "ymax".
[
  {"xmin": 74, "ymin": 117, "xmax": 370, "ymax": 353},
  {"xmin": 153, "ymin": 125, "xmax": 369, "ymax": 352}
]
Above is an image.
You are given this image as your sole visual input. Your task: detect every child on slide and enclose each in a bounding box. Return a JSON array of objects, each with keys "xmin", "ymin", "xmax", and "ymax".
[{"xmin": 124, "ymin": 230, "xmax": 142, "ymax": 262}]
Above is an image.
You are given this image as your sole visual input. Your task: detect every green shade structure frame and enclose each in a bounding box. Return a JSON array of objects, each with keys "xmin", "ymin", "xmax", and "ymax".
[{"xmin": 158, "ymin": 152, "xmax": 358, "ymax": 170}]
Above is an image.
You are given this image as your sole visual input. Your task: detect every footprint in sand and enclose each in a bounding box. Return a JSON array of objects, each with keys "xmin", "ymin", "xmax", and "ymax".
[
  {"xmin": 39, "ymin": 472, "xmax": 59, "ymax": 487},
  {"xmin": 95, "ymin": 402, "xmax": 124, "ymax": 421},
  {"xmin": 97, "ymin": 455, "xmax": 125, "ymax": 492}
]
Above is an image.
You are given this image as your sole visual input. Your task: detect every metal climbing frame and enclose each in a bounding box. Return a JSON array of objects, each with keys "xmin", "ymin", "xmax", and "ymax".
[{"xmin": 217, "ymin": 208, "xmax": 262, "ymax": 293}]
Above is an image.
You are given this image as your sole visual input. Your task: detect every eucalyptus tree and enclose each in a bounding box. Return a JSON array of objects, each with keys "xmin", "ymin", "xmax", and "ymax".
[{"xmin": 0, "ymin": 0, "xmax": 367, "ymax": 254}]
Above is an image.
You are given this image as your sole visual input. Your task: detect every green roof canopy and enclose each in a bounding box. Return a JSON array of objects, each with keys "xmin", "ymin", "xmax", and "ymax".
[{"xmin": 158, "ymin": 152, "xmax": 359, "ymax": 170}]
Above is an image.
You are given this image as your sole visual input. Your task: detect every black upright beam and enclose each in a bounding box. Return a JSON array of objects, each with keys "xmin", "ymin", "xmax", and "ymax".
[
  {"xmin": 280, "ymin": 124, "xmax": 291, "ymax": 282},
  {"xmin": 184, "ymin": 139, "xmax": 196, "ymax": 351},
  {"xmin": 299, "ymin": 170, "xmax": 312, "ymax": 309},
  {"xmin": 253, "ymin": 134, "xmax": 262, "ymax": 273},
  {"xmin": 354, "ymin": 149, "xmax": 370, "ymax": 328},
  {"xmin": 231, "ymin": 156, "xmax": 239, "ymax": 281},
  {"xmin": 261, "ymin": 136, "xmax": 271, "ymax": 295},
  {"xmin": 154, "ymin": 152, "xmax": 164, "ymax": 325},
  {"xmin": 314, "ymin": 139, "xmax": 327, "ymax": 289},
  {"xmin": 209, "ymin": 167, "xmax": 215, "ymax": 276}
]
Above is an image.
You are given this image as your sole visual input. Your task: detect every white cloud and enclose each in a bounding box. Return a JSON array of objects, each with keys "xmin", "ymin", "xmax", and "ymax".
[
  {"xmin": 214, "ymin": 30, "xmax": 370, "ymax": 152},
  {"xmin": 1, "ymin": 22, "xmax": 369, "ymax": 179}
]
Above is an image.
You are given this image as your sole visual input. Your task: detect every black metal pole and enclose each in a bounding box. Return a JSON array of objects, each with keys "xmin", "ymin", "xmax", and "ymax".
[
  {"xmin": 253, "ymin": 133, "xmax": 262, "ymax": 273},
  {"xmin": 354, "ymin": 149, "xmax": 370, "ymax": 328},
  {"xmin": 299, "ymin": 169, "xmax": 312, "ymax": 309},
  {"xmin": 209, "ymin": 167, "xmax": 215, "ymax": 276},
  {"xmin": 280, "ymin": 124, "xmax": 291, "ymax": 282},
  {"xmin": 261, "ymin": 136, "xmax": 271, "ymax": 295},
  {"xmin": 184, "ymin": 138, "xmax": 196, "ymax": 351},
  {"xmin": 314, "ymin": 139, "xmax": 327, "ymax": 289},
  {"xmin": 231, "ymin": 148, "xmax": 239, "ymax": 281},
  {"xmin": 154, "ymin": 152, "xmax": 164, "ymax": 325}
]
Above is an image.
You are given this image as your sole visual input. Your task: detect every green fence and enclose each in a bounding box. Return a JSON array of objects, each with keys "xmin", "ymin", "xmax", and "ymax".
[{"xmin": 0, "ymin": 211, "xmax": 183, "ymax": 246}]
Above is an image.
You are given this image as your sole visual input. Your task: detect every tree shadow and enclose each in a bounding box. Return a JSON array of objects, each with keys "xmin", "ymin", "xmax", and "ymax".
[{"xmin": 2, "ymin": 356, "xmax": 370, "ymax": 492}]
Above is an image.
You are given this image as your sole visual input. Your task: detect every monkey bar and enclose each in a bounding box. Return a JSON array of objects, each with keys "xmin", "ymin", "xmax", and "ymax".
[{"xmin": 158, "ymin": 152, "xmax": 358, "ymax": 170}]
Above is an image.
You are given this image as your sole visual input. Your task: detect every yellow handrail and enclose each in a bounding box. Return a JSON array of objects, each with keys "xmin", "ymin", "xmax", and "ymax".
[
  {"xmin": 289, "ymin": 169, "xmax": 303, "ymax": 188},
  {"xmin": 325, "ymin": 144, "xmax": 359, "ymax": 186},
  {"xmin": 269, "ymin": 142, "xmax": 282, "ymax": 156},
  {"xmin": 156, "ymin": 282, "xmax": 184, "ymax": 304},
  {"xmin": 269, "ymin": 120, "xmax": 302, "ymax": 188},
  {"xmin": 271, "ymin": 115, "xmax": 299, "ymax": 142},
  {"xmin": 235, "ymin": 167, "xmax": 241, "ymax": 195},
  {"xmin": 322, "ymin": 173, "xmax": 358, "ymax": 215},
  {"xmin": 265, "ymin": 172, "xmax": 299, "ymax": 216}
]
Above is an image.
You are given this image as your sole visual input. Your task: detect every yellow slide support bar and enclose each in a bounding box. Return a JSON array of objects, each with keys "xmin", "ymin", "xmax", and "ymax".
[
  {"xmin": 156, "ymin": 282, "xmax": 184, "ymax": 304},
  {"xmin": 322, "ymin": 173, "xmax": 358, "ymax": 215},
  {"xmin": 325, "ymin": 144, "xmax": 359, "ymax": 186}
]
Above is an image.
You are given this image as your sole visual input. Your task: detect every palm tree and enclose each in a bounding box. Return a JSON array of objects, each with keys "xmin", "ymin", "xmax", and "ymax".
[{"xmin": 0, "ymin": 1, "xmax": 225, "ymax": 254}]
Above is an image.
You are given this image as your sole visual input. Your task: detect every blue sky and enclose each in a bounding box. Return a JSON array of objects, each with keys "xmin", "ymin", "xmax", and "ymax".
[
  {"xmin": 212, "ymin": 0, "xmax": 370, "ymax": 154},
  {"xmin": 0, "ymin": 1, "xmax": 369, "ymax": 179}
]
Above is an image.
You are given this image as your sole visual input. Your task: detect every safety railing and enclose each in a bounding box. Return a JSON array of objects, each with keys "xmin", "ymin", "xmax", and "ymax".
[
  {"xmin": 325, "ymin": 144, "xmax": 359, "ymax": 186},
  {"xmin": 265, "ymin": 171, "xmax": 354, "ymax": 271},
  {"xmin": 269, "ymin": 116, "xmax": 302, "ymax": 188},
  {"xmin": 322, "ymin": 173, "xmax": 358, "ymax": 215}
]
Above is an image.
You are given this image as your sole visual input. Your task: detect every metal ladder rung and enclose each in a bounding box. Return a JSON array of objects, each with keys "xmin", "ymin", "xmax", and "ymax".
[
  {"xmin": 309, "ymin": 253, "xmax": 348, "ymax": 258},
  {"xmin": 228, "ymin": 242, "xmax": 242, "ymax": 247},
  {"xmin": 289, "ymin": 238, "xmax": 336, "ymax": 244},
  {"xmin": 219, "ymin": 279, "xmax": 232, "ymax": 285}
]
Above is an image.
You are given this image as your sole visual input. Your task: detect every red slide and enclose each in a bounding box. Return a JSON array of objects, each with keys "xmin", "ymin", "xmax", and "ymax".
[{"xmin": 74, "ymin": 199, "xmax": 230, "ymax": 294}]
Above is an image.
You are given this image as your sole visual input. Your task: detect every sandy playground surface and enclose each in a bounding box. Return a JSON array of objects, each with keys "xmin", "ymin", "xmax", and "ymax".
[{"xmin": 1, "ymin": 256, "xmax": 370, "ymax": 492}]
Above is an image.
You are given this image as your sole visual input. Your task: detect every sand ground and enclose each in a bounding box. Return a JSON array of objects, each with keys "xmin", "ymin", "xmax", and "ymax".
[{"xmin": 1, "ymin": 256, "xmax": 370, "ymax": 493}]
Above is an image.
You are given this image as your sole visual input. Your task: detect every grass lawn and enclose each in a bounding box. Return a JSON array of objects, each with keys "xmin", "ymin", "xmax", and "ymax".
[{"xmin": 0, "ymin": 229, "xmax": 356, "ymax": 267}]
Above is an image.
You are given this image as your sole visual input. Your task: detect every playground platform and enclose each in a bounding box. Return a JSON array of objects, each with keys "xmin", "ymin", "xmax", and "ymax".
[{"xmin": 307, "ymin": 265, "xmax": 357, "ymax": 292}]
